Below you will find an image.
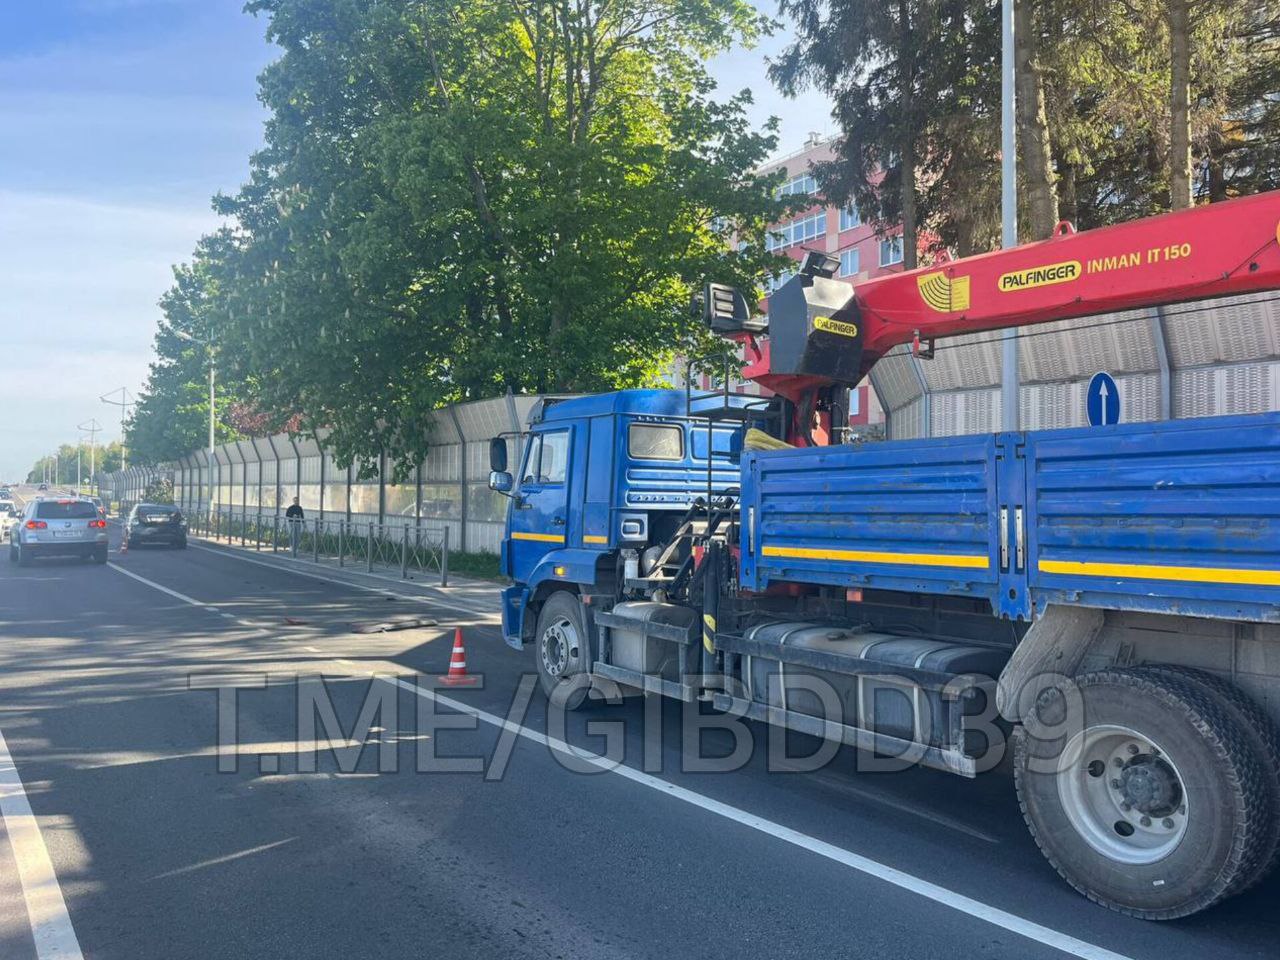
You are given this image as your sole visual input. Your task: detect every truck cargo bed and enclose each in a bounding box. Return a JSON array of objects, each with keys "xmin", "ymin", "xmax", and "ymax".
[{"xmin": 740, "ymin": 412, "xmax": 1280, "ymax": 623}]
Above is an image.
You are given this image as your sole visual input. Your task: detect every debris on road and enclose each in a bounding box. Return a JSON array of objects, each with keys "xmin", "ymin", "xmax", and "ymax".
[{"xmin": 351, "ymin": 616, "xmax": 437, "ymax": 634}]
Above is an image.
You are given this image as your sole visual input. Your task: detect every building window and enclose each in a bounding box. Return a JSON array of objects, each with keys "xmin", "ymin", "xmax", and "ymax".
[
  {"xmin": 766, "ymin": 211, "xmax": 827, "ymax": 252},
  {"xmin": 775, "ymin": 174, "xmax": 817, "ymax": 198},
  {"xmin": 839, "ymin": 248, "xmax": 860, "ymax": 277},
  {"xmin": 879, "ymin": 235, "xmax": 904, "ymax": 267},
  {"xmin": 839, "ymin": 205, "xmax": 860, "ymax": 231}
]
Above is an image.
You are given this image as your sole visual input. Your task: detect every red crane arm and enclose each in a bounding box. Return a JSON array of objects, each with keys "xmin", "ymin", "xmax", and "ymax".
[
  {"xmin": 717, "ymin": 189, "xmax": 1280, "ymax": 445},
  {"xmin": 853, "ymin": 189, "xmax": 1280, "ymax": 378}
]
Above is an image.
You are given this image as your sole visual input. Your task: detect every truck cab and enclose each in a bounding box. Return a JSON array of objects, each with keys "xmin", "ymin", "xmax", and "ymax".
[{"xmin": 490, "ymin": 389, "xmax": 745, "ymax": 650}]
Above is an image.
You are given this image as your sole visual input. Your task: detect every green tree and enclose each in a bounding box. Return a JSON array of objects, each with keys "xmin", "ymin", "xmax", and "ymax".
[
  {"xmin": 772, "ymin": 0, "xmax": 1003, "ymax": 263},
  {"xmin": 198, "ymin": 0, "xmax": 789, "ymax": 475},
  {"xmin": 27, "ymin": 442, "xmax": 123, "ymax": 486},
  {"xmin": 127, "ymin": 234, "xmax": 246, "ymax": 466}
]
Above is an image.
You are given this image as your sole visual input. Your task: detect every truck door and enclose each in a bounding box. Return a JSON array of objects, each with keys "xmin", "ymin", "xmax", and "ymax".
[{"xmin": 509, "ymin": 427, "xmax": 574, "ymax": 579}]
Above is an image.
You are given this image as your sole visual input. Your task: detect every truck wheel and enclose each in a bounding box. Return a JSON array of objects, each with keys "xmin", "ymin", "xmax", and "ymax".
[
  {"xmin": 1014, "ymin": 667, "xmax": 1268, "ymax": 919},
  {"xmin": 1139, "ymin": 664, "xmax": 1280, "ymax": 892},
  {"xmin": 534, "ymin": 591, "xmax": 590, "ymax": 711}
]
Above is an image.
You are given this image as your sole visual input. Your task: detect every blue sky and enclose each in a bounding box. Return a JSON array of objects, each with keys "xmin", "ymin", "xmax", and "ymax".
[{"xmin": 0, "ymin": 0, "xmax": 831, "ymax": 480}]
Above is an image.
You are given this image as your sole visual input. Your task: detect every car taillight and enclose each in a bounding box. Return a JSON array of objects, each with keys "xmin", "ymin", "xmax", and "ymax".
[
  {"xmin": 88, "ymin": 519, "xmax": 107, "ymax": 528},
  {"xmin": 25, "ymin": 520, "xmax": 47, "ymax": 529}
]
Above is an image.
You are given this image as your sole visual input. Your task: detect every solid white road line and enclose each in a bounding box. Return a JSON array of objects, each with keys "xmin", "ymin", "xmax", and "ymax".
[
  {"xmin": 130, "ymin": 531, "xmax": 1131, "ymax": 959},
  {"xmin": 0, "ymin": 727, "xmax": 85, "ymax": 960},
  {"xmin": 387, "ymin": 676, "xmax": 1137, "ymax": 960},
  {"xmin": 187, "ymin": 541, "xmax": 500, "ymax": 621},
  {"xmin": 106, "ymin": 563, "xmax": 203, "ymax": 606}
]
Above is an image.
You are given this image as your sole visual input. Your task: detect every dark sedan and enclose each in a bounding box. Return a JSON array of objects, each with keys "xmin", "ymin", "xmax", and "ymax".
[{"xmin": 124, "ymin": 503, "xmax": 188, "ymax": 549}]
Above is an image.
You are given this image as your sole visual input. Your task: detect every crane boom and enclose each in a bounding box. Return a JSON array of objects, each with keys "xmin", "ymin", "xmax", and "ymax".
[{"xmin": 703, "ymin": 189, "xmax": 1280, "ymax": 444}]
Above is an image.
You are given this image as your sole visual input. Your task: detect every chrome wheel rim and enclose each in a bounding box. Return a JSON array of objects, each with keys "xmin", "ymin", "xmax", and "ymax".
[
  {"xmin": 540, "ymin": 616, "xmax": 577, "ymax": 679},
  {"xmin": 1057, "ymin": 724, "xmax": 1189, "ymax": 865}
]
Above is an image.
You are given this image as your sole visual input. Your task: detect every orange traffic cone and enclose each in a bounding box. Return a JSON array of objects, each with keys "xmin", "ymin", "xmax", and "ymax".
[{"xmin": 439, "ymin": 627, "xmax": 480, "ymax": 686}]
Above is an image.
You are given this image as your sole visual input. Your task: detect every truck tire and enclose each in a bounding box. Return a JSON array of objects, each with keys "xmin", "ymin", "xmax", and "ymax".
[
  {"xmin": 534, "ymin": 591, "xmax": 590, "ymax": 710},
  {"xmin": 1138, "ymin": 663, "xmax": 1280, "ymax": 892},
  {"xmin": 1013, "ymin": 666, "xmax": 1268, "ymax": 919}
]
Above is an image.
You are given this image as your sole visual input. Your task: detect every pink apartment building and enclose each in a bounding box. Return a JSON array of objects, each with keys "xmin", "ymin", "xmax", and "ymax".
[{"xmin": 753, "ymin": 134, "xmax": 901, "ymax": 429}]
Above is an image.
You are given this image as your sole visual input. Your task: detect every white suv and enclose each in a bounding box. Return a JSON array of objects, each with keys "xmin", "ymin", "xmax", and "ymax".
[{"xmin": 9, "ymin": 498, "xmax": 108, "ymax": 565}]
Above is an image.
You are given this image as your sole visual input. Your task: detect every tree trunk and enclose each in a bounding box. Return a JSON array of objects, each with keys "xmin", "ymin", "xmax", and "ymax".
[
  {"xmin": 1057, "ymin": 161, "xmax": 1078, "ymax": 227},
  {"xmin": 1014, "ymin": 0, "xmax": 1058, "ymax": 239},
  {"xmin": 1168, "ymin": 0, "xmax": 1193, "ymax": 209},
  {"xmin": 901, "ymin": 140, "xmax": 918, "ymax": 270}
]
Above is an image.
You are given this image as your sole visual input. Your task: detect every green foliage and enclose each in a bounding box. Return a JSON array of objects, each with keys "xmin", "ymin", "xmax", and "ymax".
[
  {"xmin": 27, "ymin": 441, "xmax": 123, "ymax": 486},
  {"xmin": 152, "ymin": 0, "xmax": 790, "ymax": 477},
  {"xmin": 142, "ymin": 476, "xmax": 175, "ymax": 505},
  {"xmin": 444, "ymin": 550, "xmax": 505, "ymax": 582},
  {"xmin": 127, "ymin": 233, "xmax": 247, "ymax": 465},
  {"xmin": 773, "ymin": 0, "xmax": 1280, "ymax": 255}
]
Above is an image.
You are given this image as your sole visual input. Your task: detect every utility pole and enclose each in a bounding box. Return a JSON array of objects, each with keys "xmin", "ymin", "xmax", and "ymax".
[
  {"xmin": 79, "ymin": 419, "xmax": 102, "ymax": 493},
  {"xmin": 1000, "ymin": 0, "xmax": 1019, "ymax": 432},
  {"xmin": 173, "ymin": 331, "xmax": 216, "ymax": 521},
  {"xmin": 100, "ymin": 388, "xmax": 136, "ymax": 470}
]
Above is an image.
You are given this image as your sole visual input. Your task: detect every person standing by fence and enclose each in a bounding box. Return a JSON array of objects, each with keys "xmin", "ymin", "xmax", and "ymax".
[{"xmin": 285, "ymin": 497, "xmax": 304, "ymax": 550}]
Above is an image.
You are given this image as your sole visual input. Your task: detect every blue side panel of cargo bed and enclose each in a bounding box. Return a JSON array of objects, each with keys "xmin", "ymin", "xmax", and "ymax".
[
  {"xmin": 740, "ymin": 434, "xmax": 1007, "ymax": 610},
  {"xmin": 1025, "ymin": 412, "xmax": 1280, "ymax": 622}
]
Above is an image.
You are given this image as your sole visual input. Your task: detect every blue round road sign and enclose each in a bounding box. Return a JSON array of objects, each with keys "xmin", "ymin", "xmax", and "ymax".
[{"xmin": 1086, "ymin": 372, "xmax": 1121, "ymax": 426}]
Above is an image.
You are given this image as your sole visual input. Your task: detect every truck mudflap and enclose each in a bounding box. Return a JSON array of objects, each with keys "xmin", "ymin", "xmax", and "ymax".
[
  {"xmin": 501, "ymin": 584, "xmax": 529, "ymax": 649},
  {"xmin": 713, "ymin": 621, "xmax": 1009, "ymax": 777}
]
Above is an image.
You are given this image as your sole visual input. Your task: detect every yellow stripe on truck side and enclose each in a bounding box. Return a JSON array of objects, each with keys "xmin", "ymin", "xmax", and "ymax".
[
  {"xmin": 762, "ymin": 544, "xmax": 989, "ymax": 570},
  {"xmin": 1039, "ymin": 558, "xmax": 1280, "ymax": 587},
  {"xmin": 512, "ymin": 531, "xmax": 566, "ymax": 544},
  {"xmin": 583, "ymin": 534, "xmax": 608, "ymax": 545}
]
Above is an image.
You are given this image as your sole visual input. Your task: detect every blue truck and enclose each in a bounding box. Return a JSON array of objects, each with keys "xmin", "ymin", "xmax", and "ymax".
[
  {"xmin": 488, "ymin": 198, "xmax": 1280, "ymax": 919},
  {"xmin": 490, "ymin": 388, "xmax": 1280, "ymax": 920}
]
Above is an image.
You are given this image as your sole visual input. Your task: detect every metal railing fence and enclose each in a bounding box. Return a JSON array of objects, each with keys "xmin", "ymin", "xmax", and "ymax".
[
  {"xmin": 187, "ymin": 507, "xmax": 450, "ymax": 584},
  {"xmin": 96, "ymin": 393, "xmax": 549, "ymax": 557}
]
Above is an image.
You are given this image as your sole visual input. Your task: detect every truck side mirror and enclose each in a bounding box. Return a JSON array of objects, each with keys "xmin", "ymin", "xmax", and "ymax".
[
  {"xmin": 489, "ymin": 437, "xmax": 508, "ymax": 473},
  {"xmin": 489, "ymin": 471, "xmax": 513, "ymax": 494}
]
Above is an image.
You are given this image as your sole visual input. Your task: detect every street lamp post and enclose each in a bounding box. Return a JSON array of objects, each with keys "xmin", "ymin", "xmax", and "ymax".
[
  {"xmin": 1000, "ymin": 0, "xmax": 1019, "ymax": 432},
  {"xmin": 79, "ymin": 419, "xmax": 101, "ymax": 495},
  {"xmin": 175, "ymin": 331, "xmax": 216, "ymax": 520},
  {"xmin": 100, "ymin": 388, "xmax": 136, "ymax": 470}
]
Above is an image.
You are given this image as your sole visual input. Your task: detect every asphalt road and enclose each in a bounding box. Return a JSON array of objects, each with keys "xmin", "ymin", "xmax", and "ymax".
[{"xmin": 1, "ymin": 486, "xmax": 1278, "ymax": 960}]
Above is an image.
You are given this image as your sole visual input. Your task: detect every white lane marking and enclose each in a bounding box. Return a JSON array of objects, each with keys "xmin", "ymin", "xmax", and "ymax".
[
  {"xmin": 388, "ymin": 677, "xmax": 1135, "ymax": 960},
  {"xmin": 107, "ymin": 563, "xmax": 203, "ymax": 606},
  {"xmin": 0, "ymin": 727, "xmax": 85, "ymax": 960},
  {"xmin": 304, "ymin": 646, "xmax": 321, "ymax": 654},
  {"xmin": 143, "ymin": 526, "xmax": 1121, "ymax": 955},
  {"xmin": 148, "ymin": 837, "xmax": 297, "ymax": 881},
  {"xmin": 187, "ymin": 542, "xmax": 499, "ymax": 622}
]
